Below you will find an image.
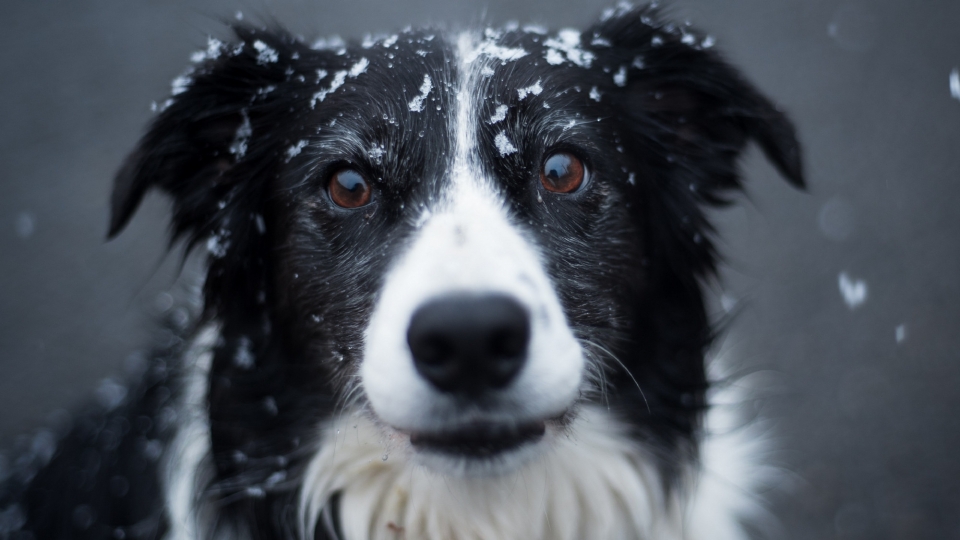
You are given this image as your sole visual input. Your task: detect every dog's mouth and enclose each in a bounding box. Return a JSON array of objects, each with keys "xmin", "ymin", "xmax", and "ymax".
[{"xmin": 408, "ymin": 420, "xmax": 547, "ymax": 458}]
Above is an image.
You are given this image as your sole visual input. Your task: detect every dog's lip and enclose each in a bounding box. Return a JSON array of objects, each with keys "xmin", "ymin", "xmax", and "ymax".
[{"xmin": 407, "ymin": 420, "xmax": 547, "ymax": 458}]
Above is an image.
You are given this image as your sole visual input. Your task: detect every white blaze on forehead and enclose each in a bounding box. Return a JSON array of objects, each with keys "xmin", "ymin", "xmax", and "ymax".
[{"xmin": 360, "ymin": 32, "xmax": 583, "ymax": 433}]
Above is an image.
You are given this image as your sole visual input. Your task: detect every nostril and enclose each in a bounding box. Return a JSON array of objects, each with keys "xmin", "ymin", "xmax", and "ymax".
[{"xmin": 407, "ymin": 293, "xmax": 530, "ymax": 395}]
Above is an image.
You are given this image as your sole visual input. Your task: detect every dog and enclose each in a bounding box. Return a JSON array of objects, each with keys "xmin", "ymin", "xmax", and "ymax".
[{"xmin": 0, "ymin": 3, "xmax": 803, "ymax": 539}]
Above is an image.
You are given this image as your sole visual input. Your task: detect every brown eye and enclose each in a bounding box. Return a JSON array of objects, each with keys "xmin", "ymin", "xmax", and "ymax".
[
  {"xmin": 328, "ymin": 169, "xmax": 372, "ymax": 208},
  {"xmin": 540, "ymin": 152, "xmax": 586, "ymax": 194}
]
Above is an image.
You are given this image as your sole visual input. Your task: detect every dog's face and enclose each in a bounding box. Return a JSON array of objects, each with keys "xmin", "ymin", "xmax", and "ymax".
[{"xmin": 110, "ymin": 4, "xmax": 801, "ymax": 487}]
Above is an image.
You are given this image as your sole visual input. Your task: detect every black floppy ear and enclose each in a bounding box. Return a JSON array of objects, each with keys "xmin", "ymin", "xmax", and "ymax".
[
  {"xmin": 592, "ymin": 6, "xmax": 804, "ymax": 200},
  {"xmin": 107, "ymin": 26, "xmax": 306, "ymax": 243}
]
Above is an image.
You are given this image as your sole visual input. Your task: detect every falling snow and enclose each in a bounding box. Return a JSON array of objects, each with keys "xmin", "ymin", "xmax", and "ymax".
[
  {"xmin": 589, "ymin": 86, "xmax": 601, "ymax": 102},
  {"xmin": 838, "ymin": 272, "xmax": 868, "ymax": 309},
  {"xmin": 408, "ymin": 74, "xmax": 432, "ymax": 112},
  {"xmin": 15, "ymin": 212, "xmax": 35, "ymax": 238},
  {"xmin": 95, "ymin": 378, "xmax": 127, "ymax": 411},
  {"xmin": 950, "ymin": 68, "xmax": 960, "ymax": 101},
  {"xmin": 494, "ymin": 131, "xmax": 518, "ymax": 156},
  {"xmin": 895, "ymin": 324, "xmax": 907, "ymax": 344}
]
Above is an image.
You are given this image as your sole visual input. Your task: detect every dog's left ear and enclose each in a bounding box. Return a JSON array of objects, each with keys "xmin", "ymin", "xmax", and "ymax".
[
  {"xmin": 593, "ymin": 7, "xmax": 804, "ymax": 196},
  {"xmin": 108, "ymin": 26, "xmax": 305, "ymax": 243}
]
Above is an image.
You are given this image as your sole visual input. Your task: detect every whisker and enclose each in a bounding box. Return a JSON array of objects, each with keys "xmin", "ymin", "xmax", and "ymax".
[{"xmin": 580, "ymin": 339, "xmax": 650, "ymax": 414}]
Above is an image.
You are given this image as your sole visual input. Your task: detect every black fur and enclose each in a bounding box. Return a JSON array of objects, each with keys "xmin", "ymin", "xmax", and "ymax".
[{"xmin": 1, "ymin": 4, "xmax": 802, "ymax": 539}]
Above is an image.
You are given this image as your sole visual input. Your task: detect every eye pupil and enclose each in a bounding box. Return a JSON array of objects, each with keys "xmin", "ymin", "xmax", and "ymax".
[
  {"xmin": 540, "ymin": 153, "xmax": 585, "ymax": 193},
  {"xmin": 329, "ymin": 169, "xmax": 372, "ymax": 208}
]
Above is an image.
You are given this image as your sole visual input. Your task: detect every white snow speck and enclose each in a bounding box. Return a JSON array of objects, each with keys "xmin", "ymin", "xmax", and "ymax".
[
  {"xmin": 265, "ymin": 470, "xmax": 287, "ymax": 487},
  {"xmin": 589, "ymin": 86, "xmax": 601, "ymax": 101},
  {"xmin": 627, "ymin": 172, "xmax": 636, "ymax": 185},
  {"xmin": 382, "ymin": 35, "xmax": 399, "ymax": 48},
  {"xmin": 489, "ymin": 104, "xmax": 509, "ymax": 124},
  {"xmin": 254, "ymin": 214, "xmax": 266, "ymax": 234},
  {"xmin": 207, "ymin": 229, "xmax": 230, "ymax": 258},
  {"xmin": 517, "ymin": 80, "xmax": 543, "ymax": 100},
  {"xmin": 480, "ymin": 66, "xmax": 495, "ymax": 77},
  {"xmin": 311, "ymin": 35, "xmax": 345, "ymax": 50},
  {"xmin": 681, "ymin": 33, "xmax": 696, "ymax": 45},
  {"xmin": 950, "ymin": 68, "xmax": 960, "ymax": 101},
  {"xmin": 494, "ymin": 131, "xmax": 518, "ymax": 156},
  {"xmin": 235, "ymin": 10, "xmax": 243, "ymax": 20},
  {"xmin": 311, "ymin": 71, "xmax": 347, "ymax": 107},
  {"xmin": 408, "ymin": 74, "xmax": 432, "ymax": 112},
  {"xmin": 522, "ymin": 24, "xmax": 548, "ymax": 34},
  {"xmin": 15, "ymin": 212, "xmax": 35, "ymax": 238},
  {"xmin": 591, "ymin": 36, "xmax": 612, "ymax": 47},
  {"xmin": 544, "ymin": 29, "xmax": 595, "ymax": 67},
  {"xmin": 367, "ymin": 144, "xmax": 385, "ymax": 164},
  {"xmin": 313, "ymin": 59, "xmax": 365, "ymax": 107},
  {"xmin": 702, "ymin": 35, "xmax": 716, "ymax": 48},
  {"xmin": 613, "ymin": 65, "xmax": 627, "ymax": 87},
  {"xmin": 465, "ymin": 41, "xmax": 528, "ymax": 63},
  {"xmin": 253, "ymin": 40, "xmax": 279, "ymax": 64},
  {"xmin": 838, "ymin": 272, "xmax": 868, "ymax": 309},
  {"xmin": 170, "ymin": 75, "xmax": 192, "ymax": 96},
  {"xmin": 348, "ymin": 57, "xmax": 369, "ymax": 77},
  {"xmin": 285, "ymin": 140, "xmax": 308, "ymax": 161},
  {"xmin": 895, "ymin": 324, "xmax": 907, "ymax": 344},
  {"xmin": 545, "ymin": 49, "xmax": 565, "ymax": 65},
  {"xmin": 191, "ymin": 37, "xmax": 223, "ymax": 62},
  {"xmin": 96, "ymin": 378, "xmax": 127, "ymax": 411},
  {"xmin": 562, "ymin": 119, "xmax": 577, "ymax": 131},
  {"xmin": 315, "ymin": 69, "xmax": 328, "ymax": 83},
  {"xmin": 229, "ymin": 110, "xmax": 252, "ymax": 157},
  {"xmin": 651, "ymin": 35, "xmax": 664, "ymax": 47},
  {"xmin": 416, "ymin": 49, "xmax": 428, "ymax": 57},
  {"xmin": 632, "ymin": 55, "xmax": 645, "ymax": 69},
  {"xmin": 234, "ymin": 337, "xmax": 255, "ymax": 369}
]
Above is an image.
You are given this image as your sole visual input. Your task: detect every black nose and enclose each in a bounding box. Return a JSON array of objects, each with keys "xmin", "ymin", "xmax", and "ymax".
[{"xmin": 407, "ymin": 293, "xmax": 530, "ymax": 395}]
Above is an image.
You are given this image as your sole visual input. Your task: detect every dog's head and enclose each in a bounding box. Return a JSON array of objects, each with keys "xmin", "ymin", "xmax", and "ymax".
[{"xmin": 110, "ymin": 4, "xmax": 801, "ymax": 485}]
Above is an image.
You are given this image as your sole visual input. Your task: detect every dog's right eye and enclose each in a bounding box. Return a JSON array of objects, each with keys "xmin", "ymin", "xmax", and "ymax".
[
  {"xmin": 328, "ymin": 169, "xmax": 372, "ymax": 208},
  {"xmin": 540, "ymin": 152, "xmax": 587, "ymax": 194}
]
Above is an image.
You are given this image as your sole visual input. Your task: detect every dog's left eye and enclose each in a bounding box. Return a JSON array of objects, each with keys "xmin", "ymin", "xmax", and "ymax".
[
  {"xmin": 328, "ymin": 168, "xmax": 372, "ymax": 208},
  {"xmin": 540, "ymin": 152, "xmax": 587, "ymax": 194}
]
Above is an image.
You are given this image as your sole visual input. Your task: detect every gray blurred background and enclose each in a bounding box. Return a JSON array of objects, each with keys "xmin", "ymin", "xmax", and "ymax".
[{"xmin": 1, "ymin": 0, "xmax": 958, "ymax": 538}]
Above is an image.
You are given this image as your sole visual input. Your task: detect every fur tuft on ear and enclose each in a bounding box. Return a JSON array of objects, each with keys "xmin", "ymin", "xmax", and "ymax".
[{"xmin": 107, "ymin": 25, "xmax": 306, "ymax": 242}]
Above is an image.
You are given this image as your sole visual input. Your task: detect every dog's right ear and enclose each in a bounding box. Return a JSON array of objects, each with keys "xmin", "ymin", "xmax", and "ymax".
[{"xmin": 108, "ymin": 26, "xmax": 306, "ymax": 244}]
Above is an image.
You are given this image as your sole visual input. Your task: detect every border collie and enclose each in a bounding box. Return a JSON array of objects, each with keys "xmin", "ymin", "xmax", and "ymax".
[{"xmin": 0, "ymin": 3, "xmax": 803, "ymax": 539}]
